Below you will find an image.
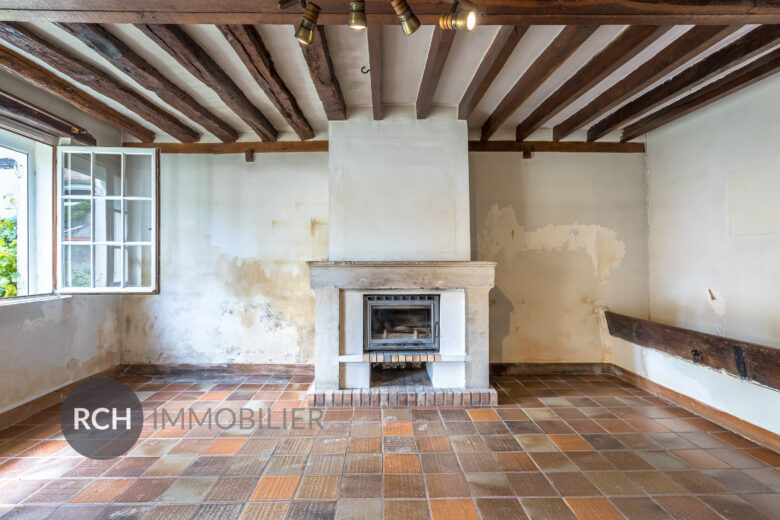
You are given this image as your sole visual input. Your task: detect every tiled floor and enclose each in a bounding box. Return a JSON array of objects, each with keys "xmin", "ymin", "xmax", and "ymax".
[{"xmin": 0, "ymin": 372, "xmax": 778, "ymax": 519}]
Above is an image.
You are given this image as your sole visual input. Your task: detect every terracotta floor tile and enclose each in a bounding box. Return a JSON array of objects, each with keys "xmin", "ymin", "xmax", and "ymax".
[
  {"xmin": 521, "ymin": 498, "xmax": 578, "ymax": 520},
  {"xmin": 611, "ymin": 497, "xmax": 674, "ymax": 520},
  {"xmin": 384, "ymin": 500, "xmax": 430, "ymax": 520},
  {"xmin": 335, "ymin": 498, "xmax": 381, "ymax": 520},
  {"xmin": 416, "ymin": 437, "xmax": 451, "ymax": 453},
  {"xmin": 421, "ymin": 453, "xmax": 460, "ymax": 473},
  {"xmin": 506, "ymin": 472, "xmax": 558, "ymax": 497},
  {"xmin": 191, "ymin": 502, "xmax": 244, "ymax": 520},
  {"xmin": 665, "ymin": 470, "xmax": 728, "ymax": 493},
  {"xmin": 287, "ymin": 501, "xmax": 336, "ymax": 520},
  {"xmin": 429, "ymin": 498, "xmax": 479, "ymax": 520},
  {"xmin": 23, "ymin": 479, "xmax": 88, "ymax": 504},
  {"xmin": 204, "ymin": 438, "xmax": 248, "ymax": 455},
  {"xmin": 494, "ymin": 452, "xmax": 536, "ymax": 471},
  {"xmin": 564, "ymin": 497, "xmax": 624, "ymax": 520},
  {"xmin": 566, "ymin": 452, "xmax": 615, "ymax": 471},
  {"xmin": 384, "ymin": 474, "xmax": 426, "ymax": 498},
  {"xmin": 740, "ymin": 493, "xmax": 780, "ymax": 519},
  {"xmin": 515, "ymin": 434, "xmax": 559, "ymax": 452},
  {"xmin": 69, "ymin": 478, "xmax": 134, "ymax": 503},
  {"xmin": 239, "ymin": 502, "xmax": 290, "ymax": 520},
  {"xmin": 651, "ymin": 496, "xmax": 724, "ymax": 520},
  {"xmin": 142, "ymin": 504, "xmax": 199, "ymax": 520},
  {"xmin": 426, "ymin": 473, "xmax": 470, "ymax": 498},
  {"xmin": 159, "ymin": 476, "xmax": 218, "ymax": 502},
  {"xmin": 295, "ymin": 475, "xmax": 341, "ymax": 500},
  {"xmin": 340, "ymin": 474, "xmax": 382, "ymax": 498},
  {"xmin": 263, "ymin": 455, "xmax": 306, "ymax": 475},
  {"xmin": 546, "ymin": 471, "xmax": 601, "ymax": 496},
  {"xmin": 702, "ymin": 469, "xmax": 775, "ymax": 493},
  {"xmin": 458, "ymin": 452, "xmax": 501, "ymax": 472},
  {"xmin": 585, "ymin": 471, "xmax": 643, "ymax": 496},
  {"xmin": 465, "ymin": 471, "xmax": 514, "ymax": 496},
  {"xmin": 206, "ymin": 477, "xmax": 258, "ymax": 501},
  {"xmin": 467, "ymin": 409, "xmax": 500, "ymax": 421},
  {"xmin": 114, "ymin": 477, "xmax": 175, "ymax": 503},
  {"xmin": 344, "ymin": 453, "xmax": 381, "ymax": 473},
  {"xmin": 384, "ymin": 454, "xmax": 421, "ymax": 473},
  {"xmin": 602, "ymin": 451, "xmax": 654, "ymax": 470},
  {"xmin": 383, "ymin": 422, "xmax": 414, "ymax": 436},
  {"xmin": 104, "ymin": 456, "xmax": 158, "ymax": 477},
  {"xmin": 530, "ymin": 452, "xmax": 578, "ymax": 472},
  {"xmin": 250, "ymin": 476, "xmax": 300, "ymax": 500},
  {"xmin": 383, "ymin": 436, "xmax": 418, "ymax": 453},
  {"xmin": 476, "ymin": 498, "xmax": 528, "ymax": 520},
  {"xmin": 348, "ymin": 437, "xmax": 380, "ymax": 453},
  {"xmin": 306, "ymin": 454, "xmax": 345, "ymax": 474},
  {"xmin": 625, "ymin": 470, "xmax": 686, "ymax": 494},
  {"xmin": 312, "ymin": 437, "xmax": 348, "ymax": 455},
  {"xmin": 548, "ymin": 435, "xmax": 595, "ymax": 452}
]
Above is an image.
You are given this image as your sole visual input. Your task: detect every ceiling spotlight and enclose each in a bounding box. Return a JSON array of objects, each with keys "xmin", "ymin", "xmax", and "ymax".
[
  {"xmin": 349, "ymin": 0, "xmax": 367, "ymax": 30},
  {"xmin": 295, "ymin": 2, "xmax": 321, "ymax": 45},
  {"xmin": 390, "ymin": 0, "xmax": 420, "ymax": 36},
  {"xmin": 439, "ymin": 10, "xmax": 476, "ymax": 31}
]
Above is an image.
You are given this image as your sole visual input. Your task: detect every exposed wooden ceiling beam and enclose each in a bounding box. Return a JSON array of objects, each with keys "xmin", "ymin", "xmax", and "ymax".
[
  {"xmin": 124, "ymin": 140, "xmax": 328, "ymax": 154},
  {"xmin": 588, "ymin": 24, "xmax": 780, "ymax": 141},
  {"xmin": 480, "ymin": 25, "xmax": 598, "ymax": 141},
  {"xmin": 553, "ymin": 25, "xmax": 741, "ymax": 141},
  {"xmin": 367, "ymin": 25, "xmax": 382, "ymax": 121},
  {"xmin": 621, "ymin": 47, "xmax": 780, "ymax": 141},
  {"xmin": 0, "ymin": 22, "xmax": 198, "ymax": 142},
  {"xmin": 0, "ymin": 44, "xmax": 154, "ymax": 142},
  {"xmin": 468, "ymin": 140, "xmax": 645, "ymax": 154},
  {"xmin": 137, "ymin": 23, "xmax": 278, "ymax": 141},
  {"xmin": 218, "ymin": 24, "xmax": 313, "ymax": 140},
  {"xmin": 299, "ymin": 26, "xmax": 346, "ymax": 121},
  {"xmin": 4, "ymin": 1, "xmax": 780, "ymax": 25},
  {"xmin": 458, "ymin": 25, "xmax": 527, "ymax": 121},
  {"xmin": 0, "ymin": 88, "xmax": 96, "ymax": 145},
  {"xmin": 417, "ymin": 27, "xmax": 455, "ymax": 119},
  {"xmin": 514, "ymin": 25, "xmax": 672, "ymax": 141},
  {"xmin": 55, "ymin": 22, "xmax": 238, "ymax": 143}
]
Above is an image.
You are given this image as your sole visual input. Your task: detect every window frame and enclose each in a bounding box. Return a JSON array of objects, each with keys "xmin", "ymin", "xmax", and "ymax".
[{"xmin": 56, "ymin": 146, "xmax": 160, "ymax": 295}]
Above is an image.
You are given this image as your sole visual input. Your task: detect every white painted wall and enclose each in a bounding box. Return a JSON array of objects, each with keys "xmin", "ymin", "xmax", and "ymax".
[{"xmin": 328, "ymin": 107, "xmax": 471, "ymax": 261}]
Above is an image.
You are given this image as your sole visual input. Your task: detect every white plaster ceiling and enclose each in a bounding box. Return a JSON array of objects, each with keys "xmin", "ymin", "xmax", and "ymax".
[{"xmin": 3, "ymin": 22, "xmax": 774, "ymax": 143}]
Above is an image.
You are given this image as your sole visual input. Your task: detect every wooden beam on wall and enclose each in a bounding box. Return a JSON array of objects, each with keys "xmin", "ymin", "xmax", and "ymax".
[
  {"xmin": 4, "ymin": 1, "xmax": 780, "ymax": 25},
  {"xmin": 480, "ymin": 25, "xmax": 598, "ymax": 141},
  {"xmin": 0, "ymin": 45, "xmax": 154, "ymax": 142},
  {"xmin": 604, "ymin": 311, "xmax": 780, "ymax": 392},
  {"xmin": 458, "ymin": 25, "xmax": 527, "ymax": 120},
  {"xmin": 367, "ymin": 25, "xmax": 382, "ymax": 120},
  {"xmin": 218, "ymin": 24, "xmax": 314, "ymax": 140},
  {"xmin": 299, "ymin": 26, "xmax": 347, "ymax": 121},
  {"xmin": 55, "ymin": 23, "xmax": 239, "ymax": 143},
  {"xmin": 0, "ymin": 88, "xmax": 96, "ymax": 145},
  {"xmin": 124, "ymin": 140, "xmax": 328, "ymax": 154},
  {"xmin": 468, "ymin": 140, "xmax": 645, "ymax": 153},
  {"xmin": 416, "ymin": 26, "xmax": 455, "ymax": 119},
  {"xmin": 621, "ymin": 47, "xmax": 780, "ymax": 141},
  {"xmin": 588, "ymin": 24, "xmax": 780, "ymax": 142},
  {"xmin": 0, "ymin": 23, "xmax": 198, "ymax": 142},
  {"xmin": 553, "ymin": 25, "xmax": 741, "ymax": 141},
  {"xmin": 137, "ymin": 24, "xmax": 278, "ymax": 141},
  {"xmin": 514, "ymin": 25, "xmax": 671, "ymax": 141}
]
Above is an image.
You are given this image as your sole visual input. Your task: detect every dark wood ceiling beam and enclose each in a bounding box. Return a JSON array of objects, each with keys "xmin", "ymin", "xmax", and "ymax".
[
  {"xmin": 0, "ymin": 22, "xmax": 198, "ymax": 142},
  {"xmin": 5, "ymin": 1, "xmax": 780, "ymax": 25},
  {"xmin": 621, "ymin": 47, "xmax": 780, "ymax": 141},
  {"xmin": 514, "ymin": 25, "xmax": 671, "ymax": 141},
  {"xmin": 55, "ymin": 22, "xmax": 238, "ymax": 142},
  {"xmin": 587, "ymin": 24, "xmax": 780, "ymax": 141},
  {"xmin": 553, "ymin": 25, "xmax": 741, "ymax": 141},
  {"xmin": 458, "ymin": 25, "xmax": 527, "ymax": 120},
  {"xmin": 0, "ymin": 44, "xmax": 154, "ymax": 141},
  {"xmin": 367, "ymin": 25, "xmax": 382, "ymax": 120},
  {"xmin": 125, "ymin": 140, "xmax": 328, "ymax": 154},
  {"xmin": 137, "ymin": 23, "xmax": 278, "ymax": 141},
  {"xmin": 480, "ymin": 25, "xmax": 598, "ymax": 141},
  {"xmin": 299, "ymin": 26, "xmax": 346, "ymax": 121},
  {"xmin": 469, "ymin": 140, "xmax": 644, "ymax": 153},
  {"xmin": 218, "ymin": 24, "xmax": 313, "ymax": 140},
  {"xmin": 417, "ymin": 27, "xmax": 455, "ymax": 119},
  {"xmin": 0, "ymin": 88, "xmax": 96, "ymax": 145}
]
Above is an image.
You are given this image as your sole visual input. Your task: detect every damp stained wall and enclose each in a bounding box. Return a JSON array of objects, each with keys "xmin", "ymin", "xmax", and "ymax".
[
  {"xmin": 469, "ymin": 152, "xmax": 649, "ymax": 363},
  {"xmin": 120, "ymin": 152, "xmax": 329, "ymax": 365}
]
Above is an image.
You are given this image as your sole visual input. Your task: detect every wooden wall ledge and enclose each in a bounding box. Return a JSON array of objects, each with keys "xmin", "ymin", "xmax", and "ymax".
[{"xmin": 604, "ymin": 311, "xmax": 780, "ymax": 392}]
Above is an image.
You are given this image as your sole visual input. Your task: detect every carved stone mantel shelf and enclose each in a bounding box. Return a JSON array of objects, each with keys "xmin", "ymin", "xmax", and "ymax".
[{"xmin": 307, "ymin": 261, "xmax": 497, "ymax": 290}]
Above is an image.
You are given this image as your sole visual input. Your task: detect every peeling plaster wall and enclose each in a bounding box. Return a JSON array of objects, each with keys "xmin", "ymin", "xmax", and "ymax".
[
  {"xmin": 470, "ymin": 152, "xmax": 649, "ymax": 363},
  {"xmin": 120, "ymin": 152, "xmax": 329, "ymax": 365}
]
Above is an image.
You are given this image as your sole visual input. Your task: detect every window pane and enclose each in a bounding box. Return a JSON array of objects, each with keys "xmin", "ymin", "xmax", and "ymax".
[
  {"xmin": 125, "ymin": 200, "xmax": 151, "ymax": 242},
  {"xmin": 125, "ymin": 245, "xmax": 151, "ymax": 287},
  {"xmin": 124, "ymin": 154, "xmax": 152, "ymax": 197},
  {"xmin": 93, "ymin": 154, "xmax": 122, "ymax": 197},
  {"xmin": 63, "ymin": 199, "xmax": 91, "ymax": 241},
  {"xmin": 63, "ymin": 153, "xmax": 91, "ymax": 197},
  {"xmin": 93, "ymin": 199, "xmax": 122, "ymax": 242},
  {"xmin": 94, "ymin": 245, "xmax": 122, "ymax": 288},
  {"xmin": 62, "ymin": 244, "xmax": 91, "ymax": 288}
]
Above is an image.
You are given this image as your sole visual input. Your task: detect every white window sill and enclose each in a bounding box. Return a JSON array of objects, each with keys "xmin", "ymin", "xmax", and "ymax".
[{"xmin": 0, "ymin": 294, "xmax": 71, "ymax": 307}]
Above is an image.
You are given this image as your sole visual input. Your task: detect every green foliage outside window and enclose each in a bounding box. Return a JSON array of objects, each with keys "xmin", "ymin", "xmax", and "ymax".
[{"xmin": 0, "ymin": 195, "xmax": 18, "ymax": 297}]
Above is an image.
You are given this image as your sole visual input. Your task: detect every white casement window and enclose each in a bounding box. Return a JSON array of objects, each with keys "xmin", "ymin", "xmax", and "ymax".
[{"xmin": 57, "ymin": 147, "xmax": 158, "ymax": 294}]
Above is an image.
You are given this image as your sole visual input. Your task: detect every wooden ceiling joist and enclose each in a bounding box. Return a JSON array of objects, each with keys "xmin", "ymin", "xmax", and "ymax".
[
  {"xmin": 553, "ymin": 25, "xmax": 741, "ymax": 141},
  {"xmin": 0, "ymin": 88, "xmax": 96, "ymax": 145},
  {"xmin": 4, "ymin": 1, "xmax": 780, "ymax": 25},
  {"xmin": 0, "ymin": 23, "xmax": 198, "ymax": 142},
  {"xmin": 218, "ymin": 24, "xmax": 314, "ymax": 140},
  {"xmin": 588, "ymin": 24, "xmax": 780, "ymax": 142},
  {"xmin": 416, "ymin": 27, "xmax": 455, "ymax": 119},
  {"xmin": 299, "ymin": 26, "xmax": 347, "ymax": 121},
  {"xmin": 124, "ymin": 140, "xmax": 328, "ymax": 154},
  {"xmin": 55, "ymin": 22, "xmax": 239, "ymax": 143},
  {"xmin": 469, "ymin": 140, "xmax": 645, "ymax": 153},
  {"xmin": 458, "ymin": 25, "xmax": 528, "ymax": 121},
  {"xmin": 367, "ymin": 25, "xmax": 382, "ymax": 120},
  {"xmin": 621, "ymin": 46, "xmax": 780, "ymax": 141},
  {"xmin": 137, "ymin": 24, "xmax": 278, "ymax": 141},
  {"xmin": 514, "ymin": 25, "xmax": 672, "ymax": 141},
  {"xmin": 0, "ymin": 44, "xmax": 154, "ymax": 142},
  {"xmin": 480, "ymin": 25, "xmax": 598, "ymax": 141}
]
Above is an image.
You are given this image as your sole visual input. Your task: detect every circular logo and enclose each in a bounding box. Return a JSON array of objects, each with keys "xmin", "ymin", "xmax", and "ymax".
[{"xmin": 60, "ymin": 377, "xmax": 144, "ymax": 459}]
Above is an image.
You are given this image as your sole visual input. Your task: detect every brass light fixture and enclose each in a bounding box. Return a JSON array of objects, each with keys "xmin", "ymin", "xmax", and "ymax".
[
  {"xmin": 390, "ymin": 0, "xmax": 420, "ymax": 35},
  {"xmin": 295, "ymin": 2, "xmax": 321, "ymax": 45},
  {"xmin": 439, "ymin": 9, "xmax": 476, "ymax": 30},
  {"xmin": 348, "ymin": 0, "xmax": 367, "ymax": 30}
]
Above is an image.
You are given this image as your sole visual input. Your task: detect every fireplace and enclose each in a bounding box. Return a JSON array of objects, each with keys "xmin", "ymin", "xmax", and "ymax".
[{"xmin": 364, "ymin": 294, "xmax": 440, "ymax": 352}]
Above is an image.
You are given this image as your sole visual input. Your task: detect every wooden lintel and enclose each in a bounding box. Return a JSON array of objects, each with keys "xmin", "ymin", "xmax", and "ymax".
[
  {"xmin": 124, "ymin": 141, "xmax": 328, "ymax": 154},
  {"xmin": 0, "ymin": 88, "xmax": 96, "ymax": 145},
  {"xmin": 468, "ymin": 140, "xmax": 645, "ymax": 154}
]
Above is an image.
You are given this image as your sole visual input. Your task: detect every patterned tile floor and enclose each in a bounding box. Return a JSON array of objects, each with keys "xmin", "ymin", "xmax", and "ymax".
[{"xmin": 0, "ymin": 372, "xmax": 778, "ymax": 519}]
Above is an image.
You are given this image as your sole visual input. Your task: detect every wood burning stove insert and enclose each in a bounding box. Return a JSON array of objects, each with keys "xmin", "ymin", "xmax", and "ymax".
[{"xmin": 363, "ymin": 294, "xmax": 440, "ymax": 352}]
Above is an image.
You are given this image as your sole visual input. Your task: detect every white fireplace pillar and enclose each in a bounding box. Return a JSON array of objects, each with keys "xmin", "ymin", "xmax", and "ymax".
[{"xmin": 313, "ymin": 287, "xmax": 340, "ymax": 390}]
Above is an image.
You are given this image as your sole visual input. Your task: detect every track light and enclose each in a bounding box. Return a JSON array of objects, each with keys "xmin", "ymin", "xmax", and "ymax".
[
  {"xmin": 349, "ymin": 0, "xmax": 367, "ymax": 30},
  {"xmin": 439, "ymin": 10, "xmax": 476, "ymax": 31},
  {"xmin": 295, "ymin": 2, "xmax": 321, "ymax": 45},
  {"xmin": 390, "ymin": 0, "xmax": 420, "ymax": 36}
]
